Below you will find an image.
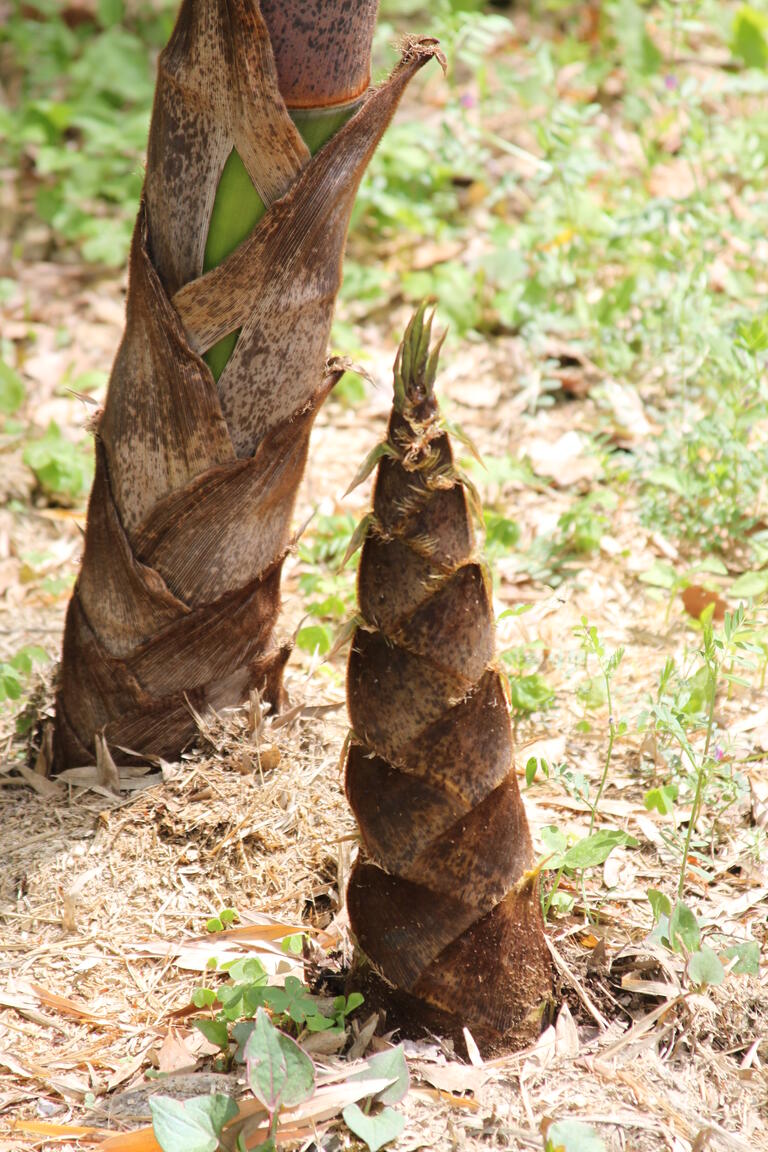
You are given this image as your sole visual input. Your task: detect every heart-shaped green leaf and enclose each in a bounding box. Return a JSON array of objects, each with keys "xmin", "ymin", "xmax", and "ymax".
[
  {"xmin": 244, "ymin": 1007, "xmax": 315, "ymax": 1111},
  {"xmin": 342, "ymin": 1103, "xmax": 405, "ymax": 1152},
  {"xmin": 150, "ymin": 1092, "xmax": 238, "ymax": 1152}
]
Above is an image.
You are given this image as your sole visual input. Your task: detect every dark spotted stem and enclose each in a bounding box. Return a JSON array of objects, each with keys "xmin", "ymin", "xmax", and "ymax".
[
  {"xmin": 203, "ymin": 0, "xmax": 380, "ymax": 379},
  {"xmin": 345, "ymin": 305, "xmax": 553, "ymax": 1056}
]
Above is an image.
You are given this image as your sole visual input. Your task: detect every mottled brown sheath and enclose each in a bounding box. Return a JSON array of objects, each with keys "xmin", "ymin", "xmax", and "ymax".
[
  {"xmin": 53, "ymin": 0, "xmax": 443, "ymax": 770},
  {"xmin": 345, "ymin": 307, "xmax": 552, "ymax": 1055}
]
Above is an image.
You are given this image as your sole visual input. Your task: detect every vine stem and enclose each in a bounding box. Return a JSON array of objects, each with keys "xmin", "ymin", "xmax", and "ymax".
[
  {"xmin": 589, "ymin": 671, "xmax": 615, "ymax": 835},
  {"xmin": 678, "ymin": 651, "xmax": 717, "ymax": 898}
]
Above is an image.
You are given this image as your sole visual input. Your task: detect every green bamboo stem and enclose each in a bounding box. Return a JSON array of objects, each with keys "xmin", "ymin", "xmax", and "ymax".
[{"xmin": 203, "ymin": 104, "xmax": 357, "ymax": 381}]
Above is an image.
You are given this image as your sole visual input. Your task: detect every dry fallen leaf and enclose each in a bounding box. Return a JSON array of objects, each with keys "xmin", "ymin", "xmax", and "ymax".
[
  {"xmin": 681, "ymin": 585, "xmax": 727, "ymax": 622},
  {"xmin": 521, "ymin": 1024, "xmax": 556, "ymax": 1079},
  {"xmin": 749, "ymin": 771, "xmax": 768, "ymax": 832},
  {"xmin": 414, "ymin": 1059, "xmax": 490, "ymax": 1096},
  {"xmin": 648, "ymin": 158, "xmax": 699, "ymax": 200},
  {"xmin": 554, "ymin": 1002, "xmax": 580, "ymax": 1058},
  {"xmin": 596, "ymin": 378, "xmax": 655, "ymax": 445},
  {"xmin": 526, "ymin": 430, "xmax": 602, "ymax": 486},
  {"xmin": 152, "ymin": 1028, "xmax": 200, "ymax": 1074}
]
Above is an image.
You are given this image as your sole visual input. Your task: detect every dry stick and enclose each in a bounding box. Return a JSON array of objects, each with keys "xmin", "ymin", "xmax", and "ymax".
[
  {"xmin": 53, "ymin": 0, "xmax": 443, "ymax": 770},
  {"xmin": 544, "ymin": 936, "xmax": 609, "ymax": 1032},
  {"xmin": 344, "ymin": 305, "xmax": 552, "ymax": 1056}
]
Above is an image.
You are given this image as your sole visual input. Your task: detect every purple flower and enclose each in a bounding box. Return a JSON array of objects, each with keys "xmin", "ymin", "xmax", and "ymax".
[{"xmin": 664, "ymin": 74, "xmax": 678, "ymax": 90}]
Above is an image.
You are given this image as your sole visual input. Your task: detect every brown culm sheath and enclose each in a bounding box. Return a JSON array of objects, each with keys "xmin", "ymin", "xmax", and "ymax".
[
  {"xmin": 53, "ymin": 0, "xmax": 443, "ymax": 770},
  {"xmin": 345, "ymin": 306, "xmax": 552, "ymax": 1055}
]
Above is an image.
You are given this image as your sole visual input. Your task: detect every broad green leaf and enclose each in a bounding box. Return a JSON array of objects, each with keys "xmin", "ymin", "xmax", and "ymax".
[
  {"xmin": 22, "ymin": 422, "xmax": 94, "ymax": 500},
  {"xmin": 563, "ymin": 830, "xmax": 637, "ymax": 870},
  {"xmin": 525, "ymin": 756, "xmax": 542, "ymax": 786},
  {"xmin": 646, "ymin": 888, "xmax": 671, "ymax": 924},
  {"xmin": 280, "ymin": 934, "xmax": 305, "ymax": 956},
  {"xmin": 638, "ymin": 560, "xmax": 679, "ymax": 590},
  {"xmin": 643, "ymin": 785, "xmax": 676, "ymax": 815},
  {"xmin": 0, "ymin": 358, "xmax": 25, "ymax": 415},
  {"xmin": 222, "ymin": 957, "xmax": 267, "ymax": 983},
  {"xmin": 541, "ymin": 825, "xmax": 568, "ymax": 865},
  {"xmin": 342, "ymin": 1104, "xmax": 405, "ymax": 1152},
  {"xmin": 723, "ymin": 941, "xmax": 760, "ymax": 975},
  {"xmin": 343, "ymin": 992, "xmax": 364, "ymax": 1015},
  {"xmin": 615, "ymin": 0, "xmax": 661, "ymax": 76},
  {"xmin": 647, "ymin": 465, "xmax": 685, "ymax": 496},
  {"xmin": 244, "ymin": 1008, "xmax": 315, "ymax": 1112},
  {"xmin": 576, "ymin": 675, "xmax": 608, "ymax": 711},
  {"xmin": 548, "ymin": 891, "xmax": 574, "ymax": 915},
  {"xmin": 348, "ymin": 1045, "xmax": 409, "ymax": 1105},
  {"xmin": 546, "ymin": 1119, "xmax": 606, "ymax": 1152},
  {"xmin": 729, "ymin": 569, "xmax": 768, "ymax": 599},
  {"xmin": 732, "ymin": 5, "xmax": 768, "ymax": 68},
  {"xmin": 668, "ymin": 901, "xmax": 700, "ymax": 955},
  {"xmin": 150, "ymin": 1092, "xmax": 238, "ymax": 1152},
  {"xmin": 688, "ymin": 946, "xmax": 725, "ymax": 988},
  {"xmin": 736, "ymin": 316, "xmax": 768, "ymax": 353},
  {"xmin": 508, "ymin": 673, "xmax": 554, "ymax": 714},
  {"xmin": 296, "ymin": 624, "xmax": 332, "ymax": 655},
  {"xmin": 192, "ymin": 988, "xmax": 217, "ymax": 1009},
  {"xmin": 0, "ymin": 667, "xmax": 22, "ymax": 701},
  {"xmin": 305, "ymin": 1013, "xmax": 336, "ymax": 1033},
  {"xmin": 498, "ymin": 603, "xmax": 533, "ymax": 621},
  {"xmin": 484, "ymin": 511, "xmax": 520, "ymax": 551},
  {"xmin": 97, "ymin": 0, "xmax": 124, "ymax": 27},
  {"xmin": 233, "ymin": 1020, "xmax": 255, "ymax": 1063}
]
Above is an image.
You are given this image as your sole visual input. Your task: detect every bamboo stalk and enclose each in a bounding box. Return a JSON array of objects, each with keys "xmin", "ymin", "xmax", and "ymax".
[
  {"xmin": 53, "ymin": 0, "xmax": 443, "ymax": 770},
  {"xmin": 344, "ymin": 307, "xmax": 553, "ymax": 1056}
]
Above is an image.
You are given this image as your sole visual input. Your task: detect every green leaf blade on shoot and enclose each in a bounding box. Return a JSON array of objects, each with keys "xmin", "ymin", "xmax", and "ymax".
[
  {"xmin": 341, "ymin": 514, "xmax": 373, "ymax": 569},
  {"xmin": 342, "ymin": 1104, "xmax": 405, "ymax": 1152},
  {"xmin": 150, "ymin": 1092, "xmax": 238, "ymax": 1152},
  {"xmin": 344, "ymin": 442, "xmax": 394, "ymax": 497}
]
